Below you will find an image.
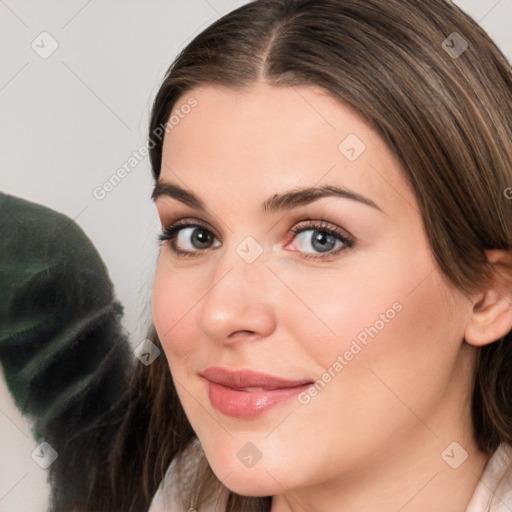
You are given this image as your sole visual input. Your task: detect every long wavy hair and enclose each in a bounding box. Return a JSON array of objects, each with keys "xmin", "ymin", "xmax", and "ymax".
[{"xmin": 107, "ymin": 1, "xmax": 512, "ymax": 511}]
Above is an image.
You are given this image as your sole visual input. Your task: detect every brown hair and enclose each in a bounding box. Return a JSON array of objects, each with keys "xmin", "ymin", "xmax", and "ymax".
[{"xmin": 110, "ymin": 1, "xmax": 512, "ymax": 511}]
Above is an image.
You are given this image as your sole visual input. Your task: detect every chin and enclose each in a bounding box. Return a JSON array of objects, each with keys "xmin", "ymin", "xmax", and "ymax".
[
  {"xmin": 203, "ymin": 450, "xmax": 288, "ymax": 497},
  {"xmin": 215, "ymin": 468, "xmax": 282, "ymax": 497}
]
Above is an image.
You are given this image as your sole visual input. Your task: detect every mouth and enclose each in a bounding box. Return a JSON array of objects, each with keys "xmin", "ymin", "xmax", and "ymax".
[{"xmin": 201, "ymin": 367, "xmax": 314, "ymax": 419}]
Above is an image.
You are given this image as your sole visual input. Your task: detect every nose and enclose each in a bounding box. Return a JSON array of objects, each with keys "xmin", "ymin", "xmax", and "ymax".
[{"xmin": 197, "ymin": 244, "xmax": 277, "ymax": 345}]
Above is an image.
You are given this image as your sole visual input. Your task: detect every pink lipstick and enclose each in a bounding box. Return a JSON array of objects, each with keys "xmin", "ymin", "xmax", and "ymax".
[{"xmin": 202, "ymin": 367, "xmax": 313, "ymax": 419}]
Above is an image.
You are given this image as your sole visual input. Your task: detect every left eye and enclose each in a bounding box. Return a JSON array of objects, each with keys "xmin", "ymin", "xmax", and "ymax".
[{"xmin": 289, "ymin": 226, "xmax": 350, "ymax": 254}]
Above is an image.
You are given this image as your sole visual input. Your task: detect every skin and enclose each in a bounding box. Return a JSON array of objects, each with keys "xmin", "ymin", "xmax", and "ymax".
[{"xmin": 152, "ymin": 82, "xmax": 512, "ymax": 512}]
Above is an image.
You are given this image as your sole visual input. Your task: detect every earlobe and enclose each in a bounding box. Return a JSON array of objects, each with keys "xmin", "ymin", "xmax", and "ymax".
[{"xmin": 464, "ymin": 249, "xmax": 512, "ymax": 347}]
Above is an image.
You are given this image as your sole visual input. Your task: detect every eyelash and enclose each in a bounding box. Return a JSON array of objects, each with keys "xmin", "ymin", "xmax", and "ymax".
[{"xmin": 158, "ymin": 218, "xmax": 354, "ymax": 261}]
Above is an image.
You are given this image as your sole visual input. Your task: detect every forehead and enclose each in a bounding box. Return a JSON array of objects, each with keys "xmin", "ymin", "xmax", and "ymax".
[{"xmin": 159, "ymin": 83, "xmax": 418, "ymax": 218}]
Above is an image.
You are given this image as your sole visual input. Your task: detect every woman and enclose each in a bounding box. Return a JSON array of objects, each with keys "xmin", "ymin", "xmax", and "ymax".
[
  {"xmin": 109, "ymin": 0, "xmax": 512, "ymax": 511},
  {"xmin": 7, "ymin": 2, "xmax": 512, "ymax": 510}
]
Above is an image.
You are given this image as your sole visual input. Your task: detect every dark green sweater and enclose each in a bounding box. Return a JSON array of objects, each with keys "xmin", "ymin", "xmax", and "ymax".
[{"xmin": 0, "ymin": 191, "xmax": 133, "ymax": 511}]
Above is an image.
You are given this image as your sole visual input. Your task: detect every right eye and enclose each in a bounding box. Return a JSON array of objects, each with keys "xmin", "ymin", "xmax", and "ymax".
[{"xmin": 159, "ymin": 220, "xmax": 221, "ymax": 258}]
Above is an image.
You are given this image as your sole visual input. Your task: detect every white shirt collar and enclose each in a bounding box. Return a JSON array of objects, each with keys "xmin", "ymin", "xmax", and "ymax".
[{"xmin": 466, "ymin": 443, "xmax": 512, "ymax": 512}]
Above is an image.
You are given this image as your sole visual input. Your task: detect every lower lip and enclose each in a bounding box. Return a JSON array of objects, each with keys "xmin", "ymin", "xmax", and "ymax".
[{"xmin": 206, "ymin": 380, "xmax": 312, "ymax": 419}]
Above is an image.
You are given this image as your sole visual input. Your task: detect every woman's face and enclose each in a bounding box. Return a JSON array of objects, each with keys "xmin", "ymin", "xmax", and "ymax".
[{"xmin": 152, "ymin": 83, "xmax": 478, "ymax": 503}]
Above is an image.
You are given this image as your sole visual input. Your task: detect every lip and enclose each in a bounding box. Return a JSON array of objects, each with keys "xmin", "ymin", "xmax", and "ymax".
[{"xmin": 202, "ymin": 367, "xmax": 314, "ymax": 419}]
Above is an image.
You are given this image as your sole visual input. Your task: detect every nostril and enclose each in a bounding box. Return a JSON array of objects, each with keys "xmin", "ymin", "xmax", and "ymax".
[{"xmin": 229, "ymin": 330, "xmax": 256, "ymax": 338}]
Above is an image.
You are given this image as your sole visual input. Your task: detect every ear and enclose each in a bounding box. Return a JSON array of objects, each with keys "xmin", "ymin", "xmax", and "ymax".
[{"xmin": 464, "ymin": 249, "xmax": 512, "ymax": 347}]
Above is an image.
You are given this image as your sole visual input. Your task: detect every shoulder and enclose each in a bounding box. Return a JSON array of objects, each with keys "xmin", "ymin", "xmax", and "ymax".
[
  {"xmin": 466, "ymin": 443, "xmax": 512, "ymax": 512},
  {"xmin": 0, "ymin": 191, "xmax": 132, "ymax": 511}
]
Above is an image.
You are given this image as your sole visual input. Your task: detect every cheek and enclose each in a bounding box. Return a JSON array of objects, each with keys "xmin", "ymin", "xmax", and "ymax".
[
  {"xmin": 152, "ymin": 260, "xmax": 198, "ymax": 360},
  {"xmin": 278, "ymin": 258, "xmax": 409, "ymax": 367},
  {"xmin": 287, "ymin": 246, "xmax": 459, "ymax": 380},
  {"xmin": 322, "ymin": 265, "xmax": 466, "ymax": 420}
]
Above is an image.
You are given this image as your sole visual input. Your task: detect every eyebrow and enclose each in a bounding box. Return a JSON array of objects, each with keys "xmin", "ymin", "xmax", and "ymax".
[{"xmin": 151, "ymin": 180, "xmax": 384, "ymax": 214}]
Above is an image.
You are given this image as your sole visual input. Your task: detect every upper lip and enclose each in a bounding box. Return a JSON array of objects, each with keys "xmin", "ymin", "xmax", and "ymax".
[{"xmin": 202, "ymin": 367, "xmax": 313, "ymax": 390}]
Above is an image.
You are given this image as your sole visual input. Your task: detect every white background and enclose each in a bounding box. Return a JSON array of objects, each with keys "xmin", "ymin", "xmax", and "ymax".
[{"xmin": 1, "ymin": 1, "xmax": 511, "ymax": 510}]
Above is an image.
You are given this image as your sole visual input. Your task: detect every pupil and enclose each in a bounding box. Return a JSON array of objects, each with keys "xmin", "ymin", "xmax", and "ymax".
[{"xmin": 312, "ymin": 230, "xmax": 335, "ymax": 252}]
